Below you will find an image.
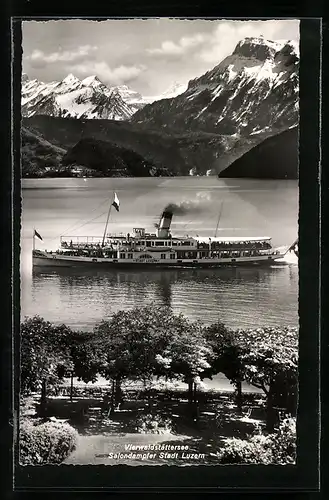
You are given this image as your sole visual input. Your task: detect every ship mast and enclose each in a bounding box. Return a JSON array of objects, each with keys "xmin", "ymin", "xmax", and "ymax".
[
  {"xmin": 214, "ymin": 202, "xmax": 224, "ymax": 238},
  {"xmin": 102, "ymin": 192, "xmax": 114, "ymax": 247}
]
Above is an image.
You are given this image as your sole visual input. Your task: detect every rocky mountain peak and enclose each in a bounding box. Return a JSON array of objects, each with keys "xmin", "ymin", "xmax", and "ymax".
[
  {"xmin": 274, "ymin": 41, "xmax": 299, "ymax": 68},
  {"xmin": 21, "ymin": 72, "xmax": 137, "ymax": 120},
  {"xmin": 232, "ymin": 36, "xmax": 285, "ymax": 61},
  {"xmin": 62, "ymin": 73, "xmax": 80, "ymax": 85},
  {"xmin": 81, "ymin": 75, "xmax": 103, "ymax": 88},
  {"xmin": 161, "ymin": 81, "xmax": 188, "ymax": 98},
  {"xmin": 132, "ymin": 35, "xmax": 299, "ymax": 141}
]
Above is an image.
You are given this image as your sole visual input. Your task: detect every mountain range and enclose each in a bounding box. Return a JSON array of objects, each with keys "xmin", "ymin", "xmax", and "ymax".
[
  {"xmin": 132, "ymin": 37, "xmax": 299, "ymax": 136},
  {"xmin": 21, "ymin": 36, "xmax": 299, "ymax": 178},
  {"xmin": 21, "ymin": 74, "xmax": 188, "ymax": 120}
]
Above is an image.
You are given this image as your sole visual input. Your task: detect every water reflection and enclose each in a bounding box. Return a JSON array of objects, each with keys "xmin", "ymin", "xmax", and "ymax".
[{"xmin": 29, "ymin": 263, "xmax": 298, "ymax": 330}]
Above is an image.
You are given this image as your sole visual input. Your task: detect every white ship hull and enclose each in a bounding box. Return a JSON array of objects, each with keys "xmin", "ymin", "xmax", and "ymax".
[
  {"xmin": 32, "ymin": 206, "xmax": 295, "ymax": 270},
  {"xmin": 32, "ymin": 252, "xmax": 284, "ymax": 269}
]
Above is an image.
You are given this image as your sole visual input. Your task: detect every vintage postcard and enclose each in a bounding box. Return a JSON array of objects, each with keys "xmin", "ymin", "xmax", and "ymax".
[{"xmin": 17, "ymin": 17, "xmax": 304, "ymax": 473}]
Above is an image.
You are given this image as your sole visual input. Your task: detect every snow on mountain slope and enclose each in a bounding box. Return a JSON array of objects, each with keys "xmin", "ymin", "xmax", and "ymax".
[
  {"xmin": 21, "ymin": 73, "xmax": 137, "ymax": 120},
  {"xmin": 22, "ymin": 71, "xmax": 190, "ymax": 119},
  {"xmin": 21, "ymin": 35, "xmax": 299, "ymax": 135},
  {"xmin": 111, "ymin": 85, "xmax": 145, "ymax": 110},
  {"xmin": 132, "ymin": 37, "xmax": 299, "ymax": 136},
  {"xmin": 160, "ymin": 81, "xmax": 188, "ymax": 99},
  {"xmin": 112, "ymin": 81, "xmax": 188, "ymax": 108},
  {"xmin": 141, "ymin": 81, "xmax": 189, "ymax": 104}
]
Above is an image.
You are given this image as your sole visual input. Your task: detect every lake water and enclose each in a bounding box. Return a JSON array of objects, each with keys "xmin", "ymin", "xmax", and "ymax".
[{"xmin": 21, "ymin": 177, "xmax": 299, "ymax": 331}]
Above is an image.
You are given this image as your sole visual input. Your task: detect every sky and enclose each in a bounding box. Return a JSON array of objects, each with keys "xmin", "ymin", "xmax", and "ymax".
[{"xmin": 22, "ymin": 19, "xmax": 300, "ymax": 95}]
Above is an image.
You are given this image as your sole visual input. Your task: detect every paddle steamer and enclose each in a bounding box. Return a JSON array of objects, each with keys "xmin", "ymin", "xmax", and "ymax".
[{"xmin": 32, "ymin": 196, "xmax": 297, "ymax": 268}]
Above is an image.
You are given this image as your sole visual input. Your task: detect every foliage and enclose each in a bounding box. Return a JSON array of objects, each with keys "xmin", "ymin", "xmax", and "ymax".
[
  {"xmin": 202, "ymin": 324, "xmax": 298, "ymax": 421},
  {"xmin": 93, "ymin": 306, "xmax": 191, "ymax": 383},
  {"xmin": 268, "ymin": 417, "xmax": 296, "ymax": 464},
  {"xmin": 21, "ymin": 126, "xmax": 66, "ymax": 177},
  {"xmin": 203, "ymin": 322, "xmax": 247, "ymax": 386},
  {"xmin": 202, "ymin": 323, "xmax": 249, "ymax": 409},
  {"xmin": 19, "ymin": 396, "xmax": 38, "ymax": 422},
  {"xmin": 158, "ymin": 320, "xmax": 214, "ymax": 384},
  {"xmin": 217, "ymin": 434, "xmax": 273, "ymax": 464},
  {"xmin": 65, "ymin": 330, "xmax": 101, "ymax": 383},
  {"xmin": 135, "ymin": 413, "xmax": 173, "ymax": 434},
  {"xmin": 234, "ymin": 327, "xmax": 299, "ymax": 395},
  {"xmin": 20, "ymin": 316, "xmax": 74, "ymax": 396},
  {"xmin": 235, "ymin": 326, "xmax": 298, "ymax": 428},
  {"xmin": 20, "ymin": 312, "xmax": 298, "ymax": 425},
  {"xmin": 217, "ymin": 417, "xmax": 296, "ymax": 465},
  {"xmin": 61, "ymin": 138, "xmax": 169, "ymax": 177},
  {"xmin": 22, "ymin": 114, "xmax": 239, "ymax": 177},
  {"xmin": 19, "ymin": 419, "xmax": 78, "ymax": 465},
  {"xmin": 203, "ymin": 322, "xmax": 245, "ymax": 380}
]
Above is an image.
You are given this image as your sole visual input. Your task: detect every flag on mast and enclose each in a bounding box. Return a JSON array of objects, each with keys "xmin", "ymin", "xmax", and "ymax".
[
  {"xmin": 112, "ymin": 192, "xmax": 120, "ymax": 212},
  {"xmin": 34, "ymin": 229, "xmax": 43, "ymax": 241}
]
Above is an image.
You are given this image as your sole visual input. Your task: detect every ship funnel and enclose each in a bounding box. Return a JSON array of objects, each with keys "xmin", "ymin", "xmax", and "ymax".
[{"xmin": 157, "ymin": 210, "xmax": 173, "ymax": 238}]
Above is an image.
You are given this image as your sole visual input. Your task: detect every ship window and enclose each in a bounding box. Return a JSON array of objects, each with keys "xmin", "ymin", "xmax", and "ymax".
[
  {"xmin": 170, "ymin": 254, "xmax": 175, "ymax": 259},
  {"xmin": 128, "ymin": 253, "xmax": 133, "ymax": 259},
  {"xmin": 155, "ymin": 241, "xmax": 163, "ymax": 246},
  {"xmin": 140, "ymin": 241, "xmax": 145, "ymax": 246},
  {"xmin": 139, "ymin": 254, "xmax": 152, "ymax": 259},
  {"xmin": 161, "ymin": 254, "xmax": 166, "ymax": 259},
  {"xmin": 146, "ymin": 241, "xmax": 152, "ymax": 247},
  {"xmin": 172, "ymin": 242, "xmax": 177, "ymax": 246},
  {"xmin": 120, "ymin": 253, "xmax": 125, "ymax": 259}
]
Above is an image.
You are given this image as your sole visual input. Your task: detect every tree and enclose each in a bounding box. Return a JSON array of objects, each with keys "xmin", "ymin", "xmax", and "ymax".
[
  {"xmin": 235, "ymin": 327, "xmax": 298, "ymax": 431},
  {"xmin": 61, "ymin": 329, "xmax": 103, "ymax": 401},
  {"xmin": 156, "ymin": 320, "xmax": 214, "ymax": 404},
  {"xmin": 203, "ymin": 322, "xmax": 246, "ymax": 411},
  {"xmin": 93, "ymin": 306, "xmax": 191, "ymax": 404},
  {"xmin": 65, "ymin": 329, "xmax": 101, "ymax": 383},
  {"xmin": 20, "ymin": 316, "xmax": 74, "ymax": 409}
]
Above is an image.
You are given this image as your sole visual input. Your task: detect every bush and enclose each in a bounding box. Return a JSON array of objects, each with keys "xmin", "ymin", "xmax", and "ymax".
[
  {"xmin": 19, "ymin": 419, "xmax": 78, "ymax": 465},
  {"xmin": 135, "ymin": 413, "xmax": 172, "ymax": 434},
  {"xmin": 20, "ymin": 396, "xmax": 38, "ymax": 418},
  {"xmin": 217, "ymin": 417, "xmax": 296, "ymax": 465},
  {"xmin": 217, "ymin": 435, "xmax": 273, "ymax": 464},
  {"xmin": 268, "ymin": 418, "xmax": 296, "ymax": 464}
]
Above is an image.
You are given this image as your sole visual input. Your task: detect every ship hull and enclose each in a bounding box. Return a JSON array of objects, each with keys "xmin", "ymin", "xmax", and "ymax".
[{"xmin": 32, "ymin": 253, "xmax": 283, "ymax": 269}]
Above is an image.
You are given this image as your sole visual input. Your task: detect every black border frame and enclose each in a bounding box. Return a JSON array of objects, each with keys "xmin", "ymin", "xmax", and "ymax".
[{"xmin": 1, "ymin": 7, "xmax": 324, "ymax": 494}]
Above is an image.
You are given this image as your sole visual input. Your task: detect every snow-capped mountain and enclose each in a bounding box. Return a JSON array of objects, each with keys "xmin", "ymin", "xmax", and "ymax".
[
  {"xmin": 21, "ymin": 73, "xmax": 138, "ymax": 120},
  {"xmin": 132, "ymin": 37, "xmax": 299, "ymax": 136},
  {"xmin": 111, "ymin": 85, "xmax": 146, "ymax": 110},
  {"xmin": 160, "ymin": 81, "xmax": 188, "ymax": 99},
  {"xmin": 112, "ymin": 81, "xmax": 188, "ymax": 107},
  {"xmin": 140, "ymin": 81, "xmax": 189, "ymax": 105},
  {"xmin": 22, "ymin": 36, "xmax": 299, "ymax": 178},
  {"xmin": 21, "ymin": 72, "xmax": 190, "ymax": 119}
]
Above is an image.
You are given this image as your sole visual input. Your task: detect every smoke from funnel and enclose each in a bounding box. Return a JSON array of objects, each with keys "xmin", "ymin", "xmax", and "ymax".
[{"xmin": 164, "ymin": 201, "xmax": 207, "ymax": 216}]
